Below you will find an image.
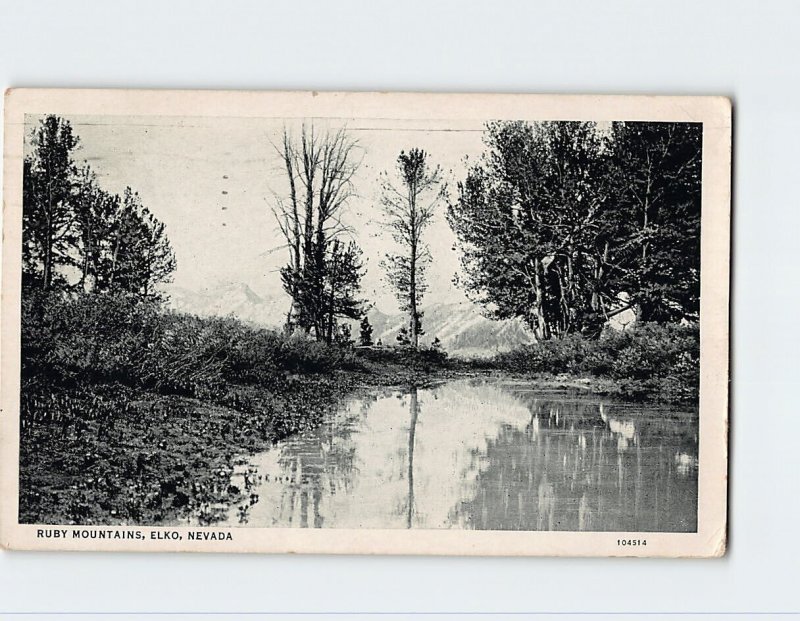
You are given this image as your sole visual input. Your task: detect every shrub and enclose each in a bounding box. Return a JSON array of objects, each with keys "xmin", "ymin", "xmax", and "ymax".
[
  {"xmin": 274, "ymin": 332, "xmax": 348, "ymax": 374},
  {"xmin": 23, "ymin": 290, "xmax": 165, "ymax": 386},
  {"xmin": 593, "ymin": 323, "xmax": 699, "ymax": 385},
  {"xmin": 489, "ymin": 322, "xmax": 699, "ymax": 402},
  {"xmin": 356, "ymin": 344, "xmax": 448, "ymax": 368},
  {"xmin": 492, "ymin": 333, "xmax": 588, "ymax": 374},
  {"xmin": 21, "ymin": 291, "xmax": 355, "ymax": 398}
]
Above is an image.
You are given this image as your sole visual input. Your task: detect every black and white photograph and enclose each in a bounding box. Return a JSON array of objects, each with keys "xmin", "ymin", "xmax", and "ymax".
[
  {"xmin": 0, "ymin": 90, "xmax": 730, "ymax": 556},
  {"xmin": 12, "ymin": 0, "xmax": 800, "ymax": 617}
]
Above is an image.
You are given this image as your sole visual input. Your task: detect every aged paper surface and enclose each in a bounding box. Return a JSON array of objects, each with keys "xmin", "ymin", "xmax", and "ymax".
[{"xmin": 0, "ymin": 89, "xmax": 730, "ymax": 556}]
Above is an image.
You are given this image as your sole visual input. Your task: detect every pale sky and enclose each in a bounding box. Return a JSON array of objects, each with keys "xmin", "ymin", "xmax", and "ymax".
[{"xmin": 33, "ymin": 115, "xmax": 490, "ymax": 314}]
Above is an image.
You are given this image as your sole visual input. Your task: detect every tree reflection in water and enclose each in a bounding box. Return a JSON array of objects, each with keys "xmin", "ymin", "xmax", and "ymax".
[
  {"xmin": 215, "ymin": 379, "xmax": 698, "ymax": 532},
  {"xmin": 449, "ymin": 388, "xmax": 698, "ymax": 532},
  {"xmin": 406, "ymin": 387, "xmax": 419, "ymax": 528}
]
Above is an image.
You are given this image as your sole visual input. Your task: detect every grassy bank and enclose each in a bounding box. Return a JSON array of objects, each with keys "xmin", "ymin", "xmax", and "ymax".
[
  {"xmin": 19, "ymin": 292, "xmax": 449, "ymax": 525},
  {"xmin": 469, "ymin": 322, "xmax": 700, "ymax": 404},
  {"xmin": 19, "ymin": 292, "xmax": 697, "ymax": 525}
]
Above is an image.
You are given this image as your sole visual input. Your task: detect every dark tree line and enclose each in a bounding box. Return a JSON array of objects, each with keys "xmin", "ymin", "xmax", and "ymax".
[
  {"xmin": 23, "ymin": 115, "xmax": 176, "ymax": 298},
  {"xmin": 447, "ymin": 121, "xmax": 701, "ymax": 340}
]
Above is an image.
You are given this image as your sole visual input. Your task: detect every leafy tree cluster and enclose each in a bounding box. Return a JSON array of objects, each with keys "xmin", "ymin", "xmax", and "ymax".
[
  {"xmin": 23, "ymin": 115, "xmax": 176, "ymax": 297},
  {"xmin": 447, "ymin": 121, "xmax": 701, "ymax": 340}
]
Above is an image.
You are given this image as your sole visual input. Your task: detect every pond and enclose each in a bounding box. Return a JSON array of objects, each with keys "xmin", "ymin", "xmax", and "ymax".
[{"xmin": 216, "ymin": 377, "xmax": 698, "ymax": 532}]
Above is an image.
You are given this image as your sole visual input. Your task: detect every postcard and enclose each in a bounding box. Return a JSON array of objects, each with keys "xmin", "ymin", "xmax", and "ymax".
[{"xmin": 0, "ymin": 89, "xmax": 730, "ymax": 555}]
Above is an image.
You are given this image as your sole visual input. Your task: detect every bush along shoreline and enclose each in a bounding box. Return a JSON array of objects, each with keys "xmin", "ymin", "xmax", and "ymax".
[
  {"xmin": 19, "ymin": 292, "xmax": 697, "ymax": 526},
  {"xmin": 476, "ymin": 322, "xmax": 700, "ymax": 404}
]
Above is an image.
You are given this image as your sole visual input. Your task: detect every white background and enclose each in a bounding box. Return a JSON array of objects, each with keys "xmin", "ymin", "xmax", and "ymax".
[{"xmin": 0, "ymin": 0, "xmax": 796, "ymax": 616}]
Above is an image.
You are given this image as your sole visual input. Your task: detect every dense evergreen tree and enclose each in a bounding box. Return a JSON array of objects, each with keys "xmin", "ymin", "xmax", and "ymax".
[
  {"xmin": 23, "ymin": 116, "xmax": 80, "ymax": 290},
  {"xmin": 320, "ymin": 240, "xmax": 365, "ymax": 344},
  {"xmin": 359, "ymin": 315, "xmax": 374, "ymax": 346},
  {"xmin": 99, "ymin": 188, "xmax": 176, "ymax": 299},
  {"xmin": 73, "ymin": 165, "xmax": 120, "ymax": 291}
]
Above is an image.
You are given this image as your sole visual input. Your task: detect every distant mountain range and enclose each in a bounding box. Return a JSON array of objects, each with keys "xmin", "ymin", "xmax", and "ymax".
[
  {"xmin": 363, "ymin": 302, "xmax": 534, "ymax": 357},
  {"xmin": 165, "ymin": 281, "xmax": 290, "ymax": 326},
  {"xmin": 163, "ymin": 282, "xmax": 535, "ymax": 357}
]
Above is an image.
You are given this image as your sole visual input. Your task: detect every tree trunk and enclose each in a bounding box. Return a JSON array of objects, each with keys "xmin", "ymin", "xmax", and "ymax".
[
  {"xmin": 642, "ymin": 162, "xmax": 652, "ymax": 262},
  {"xmin": 42, "ymin": 160, "xmax": 54, "ymax": 290},
  {"xmin": 81, "ymin": 228, "xmax": 92, "ymax": 292},
  {"xmin": 532, "ymin": 259, "xmax": 551, "ymax": 341},
  {"xmin": 43, "ymin": 175, "xmax": 55, "ymax": 290},
  {"xmin": 409, "ymin": 178, "xmax": 419, "ymax": 349},
  {"xmin": 409, "ymin": 244, "xmax": 418, "ymax": 348},
  {"xmin": 42, "ymin": 241, "xmax": 52, "ymax": 290},
  {"xmin": 326, "ymin": 284, "xmax": 335, "ymax": 344},
  {"xmin": 42, "ymin": 219, "xmax": 53, "ymax": 291}
]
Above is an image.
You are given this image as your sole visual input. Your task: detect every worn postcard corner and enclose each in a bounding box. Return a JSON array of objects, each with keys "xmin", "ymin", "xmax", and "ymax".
[{"xmin": 1, "ymin": 89, "xmax": 730, "ymax": 556}]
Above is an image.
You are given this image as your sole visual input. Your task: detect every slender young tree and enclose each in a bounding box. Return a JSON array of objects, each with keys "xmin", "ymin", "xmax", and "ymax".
[{"xmin": 379, "ymin": 148, "xmax": 444, "ymax": 348}]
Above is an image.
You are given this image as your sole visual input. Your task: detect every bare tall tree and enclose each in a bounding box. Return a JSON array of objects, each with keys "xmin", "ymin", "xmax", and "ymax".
[
  {"xmin": 379, "ymin": 149, "xmax": 444, "ymax": 348},
  {"xmin": 272, "ymin": 124, "xmax": 364, "ymax": 342}
]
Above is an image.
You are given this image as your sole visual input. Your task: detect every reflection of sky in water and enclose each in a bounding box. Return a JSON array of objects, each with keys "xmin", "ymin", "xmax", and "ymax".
[{"xmin": 215, "ymin": 378, "xmax": 698, "ymax": 532}]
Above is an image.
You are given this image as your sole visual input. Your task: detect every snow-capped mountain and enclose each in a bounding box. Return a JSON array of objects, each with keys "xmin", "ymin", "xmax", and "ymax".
[
  {"xmin": 364, "ymin": 302, "xmax": 534, "ymax": 357},
  {"xmin": 163, "ymin": 282, "xmax": 290, "ymax": 327},
  {"xmin": 161, "ymin": 282, "xmax": 535, "ymax": 357}
]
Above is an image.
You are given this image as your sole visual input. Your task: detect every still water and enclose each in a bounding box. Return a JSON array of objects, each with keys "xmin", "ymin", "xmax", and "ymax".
[{"xmin": 219, "ymin": 378, "xmax": 698, "ymax": 532}]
